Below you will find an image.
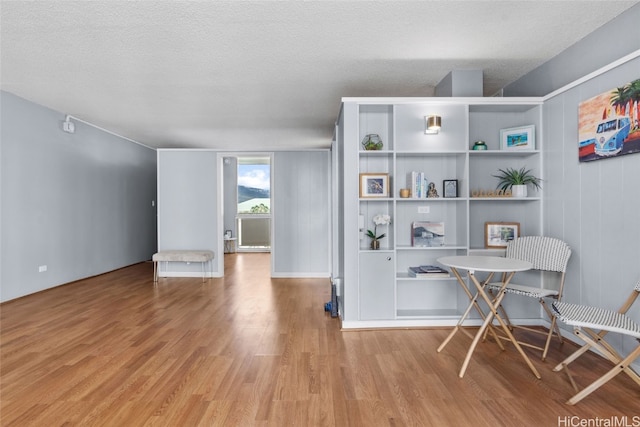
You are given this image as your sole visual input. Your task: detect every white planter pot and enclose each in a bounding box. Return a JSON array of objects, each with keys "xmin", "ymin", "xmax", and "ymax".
[{"xmin": 511, "ymin": 185, "xmax": 527, "ymax": 198}]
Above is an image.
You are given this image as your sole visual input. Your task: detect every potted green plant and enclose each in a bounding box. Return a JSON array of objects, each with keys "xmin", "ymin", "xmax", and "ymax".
[{"xmin": 492, "ymin": 167, "xmax": 541, "ymax": 198}]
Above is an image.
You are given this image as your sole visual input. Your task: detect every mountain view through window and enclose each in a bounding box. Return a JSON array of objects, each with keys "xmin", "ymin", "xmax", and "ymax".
[{"xmin": 237, "ymin": 158, "xmax": 270, "ymax": 214}]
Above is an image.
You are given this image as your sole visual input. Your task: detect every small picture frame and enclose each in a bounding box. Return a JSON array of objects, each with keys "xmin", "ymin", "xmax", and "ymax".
[
  {"xmin": 359, "ymin": 173, "xmax": 389, "ymax": 198},
  {"xmin": 500, "ymin": 125, "xmax": 535, "ymax": 151},
  {"xmin": 443, "ymin": 179, "xmax": 458, "ymax": 198},
  {"xmin": 485, "ymin": 222, "xmax": 520, "ymax": 248}
]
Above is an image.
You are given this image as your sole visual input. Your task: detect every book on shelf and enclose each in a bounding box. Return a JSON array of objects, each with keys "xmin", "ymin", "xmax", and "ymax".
[
  {"xmin": 407, "ymin": 265, "xmax": 450, "ymax": 278},
  {"xmin": 411, "ymin": 221, "xmax": 445, "ymax": 247},
  {"xmin": 408, "ymin": 171, "xmax": 428, "ymax": 198}
]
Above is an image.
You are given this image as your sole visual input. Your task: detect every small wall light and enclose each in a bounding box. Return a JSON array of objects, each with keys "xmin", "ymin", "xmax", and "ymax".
[
  {"xmin": 62, "ymin": 115, "xmax": 75, "ymax": 133},
  {"xmin": 425, "ymin": 115, "xmax": 441, "ymax": 134}
]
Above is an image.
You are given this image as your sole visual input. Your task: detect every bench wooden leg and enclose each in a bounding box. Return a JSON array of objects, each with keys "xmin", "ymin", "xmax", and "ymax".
[{"xmin": 153, "ymin": 261, "xmax": 158, "ymax": 284}]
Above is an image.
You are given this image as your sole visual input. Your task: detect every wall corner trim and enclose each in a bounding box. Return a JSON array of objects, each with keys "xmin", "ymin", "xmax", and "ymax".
[{"xmin": 542, "ymin": 49, "xmax": 640, "ymax": 101}]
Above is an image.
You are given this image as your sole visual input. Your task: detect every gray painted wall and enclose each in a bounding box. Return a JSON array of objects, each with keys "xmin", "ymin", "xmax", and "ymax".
[
  {"xmin": 503, "ymin": 4, "xmax": 640, "ymax": 368},
  {"xmin": 543, "ymin": 57, "xmax": 640, "ymax": 361},
  {"xmin": 272, "ymin": 151, "xmax": 331, "ymax": 276},
  {"xmin": 504, "ymin": 4, "xmax": 640, "ymax": 97},
  {"xmin": 0, "ymin": 91, "xmax": 157, "ymax": 302},
  {"xmin": 156, "ymin": 150, "xmax": 220, "ymax": 277},
  {"xmin": 435, "ymin": 69, "xmax": 483, "ymax": 97},
  {"xmin": 156, "ymin": 150, "xmax": 331, "ymax": 278},
  {"xmin": 222, "ymin": 156, "xmax": 238, "ymax": 239}
]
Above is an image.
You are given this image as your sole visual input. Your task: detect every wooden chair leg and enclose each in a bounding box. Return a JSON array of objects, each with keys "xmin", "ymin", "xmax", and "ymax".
[
  {"xmin": 497, "ymin": 303, "xmax": 514, "ymax": 331},
  {"xmin": 541, "ymin": 300, "xmax": 563, "ymax": 341},
  {"xmin": 579, "ymin": 329, "xmax": 625, "ymax": 365},
  {"xmin": 541, "ymin": 315, "xmax": 556, "ymax": 361},
  {"xmin": 578, "ymin": 330, "xmax": 640, "ymax": 385},
  {"xmin": 560, "ymin": 362, "xmax": 579, "ymax": 392},
  {"xmin": 153, "ymin": 261, "xmax": 158, "ymax": 284},
  {"xmin": 553, "ymin": 328, "xmax": 610, "ymax": 372},
  {"xmin": 567, "ymin": 344, "xmax": 640, "ymax": 405},
  {"xmin": 540, "ymin": 300, "xmax": 563, "ymax": 361}
]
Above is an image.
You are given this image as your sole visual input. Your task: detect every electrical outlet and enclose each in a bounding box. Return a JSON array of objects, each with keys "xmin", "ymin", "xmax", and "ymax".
[
  {"xmin": 38, "ymin": 265, "xmax": 47, "ymax": 272},
  {"xmin": 418, "ymin": 206, "xmax": 430, "ymax": 214}
]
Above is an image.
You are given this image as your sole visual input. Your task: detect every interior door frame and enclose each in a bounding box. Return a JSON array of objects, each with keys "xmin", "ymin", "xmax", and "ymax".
[{"xmin": 216, "ymin": 152, "xmax": 274, "ymax": 275}]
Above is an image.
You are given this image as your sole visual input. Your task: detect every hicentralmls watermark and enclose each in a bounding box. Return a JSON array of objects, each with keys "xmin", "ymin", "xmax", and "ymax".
[{"xmin": 558, "ymin": 416, "xmax": 640, "ymax": 427}]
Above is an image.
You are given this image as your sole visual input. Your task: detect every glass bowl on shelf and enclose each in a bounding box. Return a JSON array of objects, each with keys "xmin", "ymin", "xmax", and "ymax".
[{"xmin": 361, "ymin": 134, "xmax": 383, "ymax": 150}]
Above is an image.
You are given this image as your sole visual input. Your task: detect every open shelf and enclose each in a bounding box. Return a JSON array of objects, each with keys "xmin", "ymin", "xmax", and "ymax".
[{"xmin": 345, "ymin": 98, "xmax": 542, "ymax": 326}]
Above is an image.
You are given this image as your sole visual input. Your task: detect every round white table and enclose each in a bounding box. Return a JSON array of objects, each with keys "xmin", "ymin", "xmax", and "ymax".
[
  {"xmin": 438, "ymin": 255, "xmax": 532, "ymax": 275},
  {"xmin": 436, "ymin": 255, "xmax": 540, "ymax": 379}
]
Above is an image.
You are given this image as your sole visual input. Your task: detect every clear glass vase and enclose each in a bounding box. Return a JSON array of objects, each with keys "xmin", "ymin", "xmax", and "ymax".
[{"xmin": 361, "ymin": 134, "xmax": 383, "ymax": 151}]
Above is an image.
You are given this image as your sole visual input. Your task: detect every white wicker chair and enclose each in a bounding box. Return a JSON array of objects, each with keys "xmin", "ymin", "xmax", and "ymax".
[
  {"xmin": 485, "ymin": 236, "xmax": 572, "ymax": 360},
  {"xmin": 551, "ymin": 279, "xmax": 640, "ymax": 405}
]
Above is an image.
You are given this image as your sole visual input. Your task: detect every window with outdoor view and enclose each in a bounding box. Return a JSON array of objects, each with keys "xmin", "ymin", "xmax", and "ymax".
[
  {"xmin": 237, "ymin": 157, "xmax": 270, "ymax": 214},
  {"xmin": 236, "ymin": 156, "xmax": 271, "ymax": 251}
]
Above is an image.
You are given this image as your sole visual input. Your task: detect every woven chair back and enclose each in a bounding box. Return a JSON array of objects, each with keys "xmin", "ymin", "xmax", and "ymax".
[{"xmin": 506, "ymin": 236, "xmax": 571, "ymax": 273}]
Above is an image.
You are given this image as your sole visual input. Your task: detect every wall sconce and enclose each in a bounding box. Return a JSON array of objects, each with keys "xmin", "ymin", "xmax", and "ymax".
[
  {"xmin": 62, "ymin": 115, "xmax": 75, "ymax": 133},
  {"xmin": 425, "ymin": 115, "xmax": 441, "ymax": 134}
]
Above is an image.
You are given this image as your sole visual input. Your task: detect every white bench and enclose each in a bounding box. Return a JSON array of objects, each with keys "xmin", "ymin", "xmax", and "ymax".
[{"xmin": 152, "ymin": 250, "xmax": 215, "ymax": 283}]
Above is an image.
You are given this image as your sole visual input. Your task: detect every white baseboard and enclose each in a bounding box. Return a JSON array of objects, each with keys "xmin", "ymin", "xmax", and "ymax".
[
  {"xmin": 341, "ymin": 318, "xmax": 474, "ymax": 329},
  {"xmin": 341, "ymin": 317, "xmax": 545, "ymax": 330},
  {"xmin": 270, "ymin": 272, "xmax": 331, "ymax": 278},
  {"xmin": 158, "ymin": 271, "xmax": 223, "ymax": 278}
]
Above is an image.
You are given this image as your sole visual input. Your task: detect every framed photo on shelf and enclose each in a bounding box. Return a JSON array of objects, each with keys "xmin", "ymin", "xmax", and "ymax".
[
  {"xmin": 485, "ymin": 222, "xmax": 520, "ymax": 248},
  {"xmin": 412, "ymin": 221, "xmax": 445, "ymax": 247},
  {"xmin": 443, "ymin": 179, "xmax": 458, "ymax": 198},
  {"xmin": 359, "ymin": 173, "xmax": 389, "ymax": 198},
  {"xmin": 500, "ymin": 125, "xmax": 535, "ymax": 151}
]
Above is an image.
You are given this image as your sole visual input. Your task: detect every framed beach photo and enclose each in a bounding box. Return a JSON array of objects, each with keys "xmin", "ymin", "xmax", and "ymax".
[
  {"xmin": 500, "ymin": 125, "xmax": 535, "ymax": 151},
  {"xmin": 359, "ymin": 173, "xmax": 389, "ymax": 198},
  {"xmin": 485, "ymin": 222, "xmax": 520, "ymax": 248}
]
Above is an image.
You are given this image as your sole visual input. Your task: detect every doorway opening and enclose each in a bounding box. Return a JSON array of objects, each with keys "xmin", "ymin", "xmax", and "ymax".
[{"xmin": 236, "ymin": 155, "xmax": 271, "ymax": 252}]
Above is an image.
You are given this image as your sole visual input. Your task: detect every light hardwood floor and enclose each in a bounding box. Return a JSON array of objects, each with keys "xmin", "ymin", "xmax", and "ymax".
[{"xmin": 1, "ymin": 253, "xmax": 638, "ymax": 426}]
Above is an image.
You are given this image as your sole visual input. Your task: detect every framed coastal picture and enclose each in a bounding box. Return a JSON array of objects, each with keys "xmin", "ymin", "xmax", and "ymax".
[
  {"xmin": 412, "ymin": 221, "xmax": 445, "ymax": 247},
  {"xmin": 485, "ymin": 222, "xmax": 520, "ymax": 248},
  {"xmin": 359, "ymin": 173, "xmax": 389, "ymax": 198},
  {"xmin": 500, "ymin": 125, "xmax": 535, "ymax": 151},
  {"xmin": 578, "ymin": 78, "xmax": 640, "ymax": 162}
]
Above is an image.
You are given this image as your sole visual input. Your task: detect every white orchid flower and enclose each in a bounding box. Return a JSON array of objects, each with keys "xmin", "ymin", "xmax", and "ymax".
[
  {"xmin": 367, "ymin": 214, "xmax": 391, "ymax": 240},
  {"xmin": 373, "ymin": 214, "xmax": 391, "ymax": 225}
]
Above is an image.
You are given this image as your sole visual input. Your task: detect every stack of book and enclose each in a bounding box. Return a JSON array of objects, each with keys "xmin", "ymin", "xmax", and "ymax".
[
  {"xmin": 407, "ymin": 265, "xmax": 450, "ymax": 278},
  {"xmin": 408, "ymin": 171, "xmax": 428, "ymax": 198}
]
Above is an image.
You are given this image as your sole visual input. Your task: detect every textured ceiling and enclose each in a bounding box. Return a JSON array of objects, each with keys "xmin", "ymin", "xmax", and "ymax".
[{"xmin": 1, "ymin": 1, "xmax": 638, "ymax": 150}]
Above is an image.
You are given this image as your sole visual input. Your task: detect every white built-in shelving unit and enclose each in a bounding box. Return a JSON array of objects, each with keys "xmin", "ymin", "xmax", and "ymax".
[{"xmin": 338, "ymin": 97, "xmax": 544, "ymax": 328}]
